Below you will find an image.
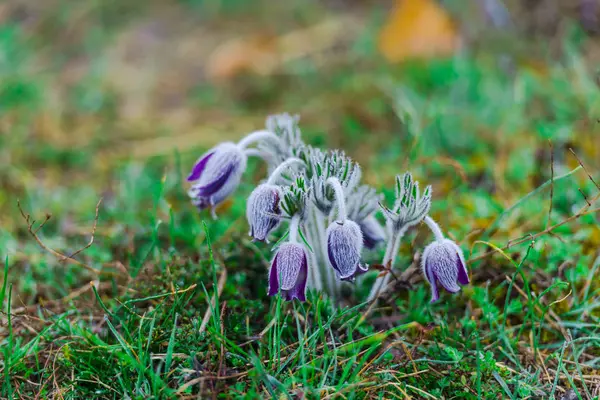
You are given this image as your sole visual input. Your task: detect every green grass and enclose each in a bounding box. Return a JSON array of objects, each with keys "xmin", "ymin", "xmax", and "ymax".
[{"xmin": 1, "ymin": 1, "xmax": 600, "ymax": 398}]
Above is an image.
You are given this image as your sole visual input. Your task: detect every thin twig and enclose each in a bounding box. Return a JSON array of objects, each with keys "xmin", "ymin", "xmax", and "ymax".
[
  {"xmin": 483, "ymin": 166, "xmax": 582, "ymax": 237},
  {"xmin": 578, "ymin": 188, "xmax": 591, "ymax": 206},
  {"xmin": 9, "ymin": 280, "xmax": 100, "ymax": 315},
  {"xmin": 33, "ymin": 214, "xmax": 52, "ymax": 235},
  {"xmin": 17, "ymin": 200, "xmax": 102, "ymax": 274},
  {"xmin": 569, "ymin": 148, "xmax": 600, "ymax": 192},
  {"xmin": 469, "ymin": 204, "xmax": 600, "ymax": 264},
  {"xmin": 65, "ymin": 199, "xmax": 102, "ymax": 260}
]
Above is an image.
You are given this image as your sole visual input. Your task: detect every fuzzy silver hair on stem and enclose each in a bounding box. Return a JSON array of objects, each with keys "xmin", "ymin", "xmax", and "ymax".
[
  {"xmin": 186, "ymin": 114, "xmax": 468, "ymax": 304},
  {"xmin": 368, "ymin": 172, "xmax": 432, "ymax": 301},
  {"xmin": 380, "ymin": 172, "xmax": 432, "ymax": 232}
]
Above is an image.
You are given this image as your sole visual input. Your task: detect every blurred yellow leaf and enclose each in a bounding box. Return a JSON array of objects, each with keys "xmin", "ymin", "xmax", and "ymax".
[
  {"xmin": 216, "ymin": 198, "xmax": 234, "ymax": 214},
  {"xmin": 206, "ymin": 15, "xmax": 359, "ymax": 81},
  {"xmin": 206, "ymin": 34, "xmax": 278, "ymax": 80},
  {"xmin": 520, "ymin": 59, "xmax": 549, "ymax": 77},
  {"xmin": 378, "ymin": 0, "xmax": 460, "ymax": 62}
]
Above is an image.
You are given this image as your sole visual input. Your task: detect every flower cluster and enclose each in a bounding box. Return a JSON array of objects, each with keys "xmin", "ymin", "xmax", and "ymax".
[{"xmin": 187, "ymin": 114, "xmax": 470, "ymax": 303}]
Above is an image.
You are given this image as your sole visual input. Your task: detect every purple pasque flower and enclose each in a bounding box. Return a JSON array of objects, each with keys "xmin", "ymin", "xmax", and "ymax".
[
  {"xmin": 326, "ymin": 219, "xmax": 368, "ymax": 281},
  {"xmin": 187, "ymin": 142, "xmax": 247, "ymax": 212},
  {"xmin": 359, "ymin": 215, "xmax": 386, "ymax": 249},
  {"xmin": 247, "ymin": 183, "xmax": 282, "ymax": 242},
  {"xmin": 268, "ymin": 242, "xmax": 309, "ymax": 301},
  {"xmin": 422, "ymin": 239, "xmax": 469, "ymax": 303}
]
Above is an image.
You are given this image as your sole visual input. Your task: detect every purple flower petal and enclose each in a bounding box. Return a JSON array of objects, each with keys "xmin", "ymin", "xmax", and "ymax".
[
  {"xmin": 356, "ymin": 263, "xmax": 369, "ymax": 275},
  {"xmin": 327, "ymin": 239, "xmax": 341, "ymax": 275},
  {"xmin": 326, "ymin": 220, "xmax": 364, "ymax": 280},
  {"xmin": 423, "ymin": 256, "xmax": 438, "ymax": 302},
  {"xmin": 339, "ymin": 263, "xmax": 368, "ymax": 282},
  {"xmin": 435, "ymin": 266, "xmax": 460, "ymax": 293},
  {"xmin": 363, "ymin": 236, "xmax": 378, "ymax": 250},
  {"xmin": 456, "ymin": 253, "xmax": 470, "ymax": 285},
  {"xmin": 278, "ymin": 244, "xmax": 304, "ymax": 291},
  {"xmin": 429, "ymin": 275, "xmax": 440, "ymax": 303},
  {"xmin": 283, "ymin": 252, "xmax": 307, "ymax": 301},
  {"xmin": 187, "ymin": 143, "xmax": 247, "ymax": 214},
  {"xmin": 422, "ymin": 239, "xmax": 469, "ymax": 302},
  {"xmin": 187, "ymin": 152, "xmax": 215, "ymax": 181},
  {"xmin": 196, "ymin": 162, "xmax": 235, "ymax": 197},
  {"xmin": 268, "ymin": 256, "xmax": 279, "ymax": 296},
  {"xmin": 268, "ymin": 242, "xmax": 309, "ymax": 302},
  {"xmin": 247, "ymin": 184, "xmax": 281, "ymax": 242}
]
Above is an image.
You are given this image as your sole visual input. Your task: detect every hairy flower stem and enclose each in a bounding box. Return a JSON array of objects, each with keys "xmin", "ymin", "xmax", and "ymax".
[
  {"xmin": 288, "ymin": 215, "xmax": 301, "ymax": 243},
  {"xmin": 266, "ymin": 158, "xmax": 304, "ymax": 185},
  {"xmin": 313, "ymin": 207, "xmax": 339, "ymax": 302},
  {"xmin": 367, "ymin": 226, "xmax": 405, "ymax": 302},
  {"xmin": 243, "ymin": 148, "xmax": 271, "ymax": 162},
  {"xmin": 237, "ymin": 130, "xmax": 283, "ymax": 150},
  {"xmin": 424, "ymin": 216, "xmax": 444, "ymax": 241},
  {"xmin": 367, "ymin": 217, "xmax": 445, "ymax": 301},
  {"xmin": 326, "ymin": 177, "xmax": 347, "ymax": 222},
  {"xmin": 304, "ymin": 215, "xmax": 323, "ymax": 292}
]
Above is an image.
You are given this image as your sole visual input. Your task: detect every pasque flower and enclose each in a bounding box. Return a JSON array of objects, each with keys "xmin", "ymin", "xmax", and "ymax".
[
  {"xmin": 268, "ymin": 241, "xmax": 308, "ymax": 301},
  {"xmin": 267, "ymin": 215, "xmax": 309, "ymax": 301},
  {"xmin": 187, "ymin": 142, "xmax": 247, "ymax": 213},
  {"xmin": 188, "ymin": 128, "xmax": 284, "ymax": 216},
  {"xmin": 325, "ymin": 177, "xmax": 367, "ymax": 281},
  {"xmin": 247, "ymin": 184, "xmax": 281, "ymax": 242},
  {"xmin": 186, "ymin": 114, "xmax": 462, "ymax": 306},
  {"xmin": 421, "ymin": 216, "xmax": 469, "ymax": 303},
  {"xmin": 422, "ymin": 238, "xmax": 469, "ymax": 303},
  {"xmin": 246, "ymin": 158, "xmax": 303, "ymax": 242},
  {"xmin": 327, "ymin": 220, "xmax": 367, "ymax": 280}
]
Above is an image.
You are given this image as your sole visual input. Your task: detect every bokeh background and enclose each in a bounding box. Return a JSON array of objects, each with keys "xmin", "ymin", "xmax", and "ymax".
[
  {"xmin": 1, "ymin": 0, "xmax": 600, "ymax": 398},
  {"xmin": 2, "ymin": 0, "xmax": 599, "ymax": 213}
]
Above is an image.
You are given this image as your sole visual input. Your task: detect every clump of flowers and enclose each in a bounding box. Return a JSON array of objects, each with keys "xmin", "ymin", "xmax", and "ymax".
[{"xmin": 187, "ymin": 114, "xmax": 470, "ymax": 303}]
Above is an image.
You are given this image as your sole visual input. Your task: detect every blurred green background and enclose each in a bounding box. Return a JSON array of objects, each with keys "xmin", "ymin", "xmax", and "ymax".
[{"xmin": 1, "ymin": 0, "xmax": 599, "ymax": 228}]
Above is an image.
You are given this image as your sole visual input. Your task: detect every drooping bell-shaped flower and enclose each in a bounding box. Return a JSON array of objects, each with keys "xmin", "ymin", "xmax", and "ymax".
[
  {"xmin": 268, "ymin": 242, "xmax": 309, "ymax": 301},
  {"xmin": 187, "ymin": 142, "xmax": 247, "ymax": 212},
  {"xmin": 326, "ymin": 220, "xmax": 368, "ymax": 281},
  {"xmin": 422, "ymin": 239, "xmax": 469, "ymax": 303},
  {"xmin": 359, "ymin": 215, "xmax": 386, "ymax": 249},
  {"xmin": 247, "ymin": 184, "xmax": 282, "ymax": 242}
]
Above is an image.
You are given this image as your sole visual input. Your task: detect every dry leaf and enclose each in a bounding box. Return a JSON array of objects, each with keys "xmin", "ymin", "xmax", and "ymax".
[
  {"xmin": 206, "ymin": 16, "xmax": 359, "ymax": 80},
  {"xmin": 520, "ymin": 59, "xmax": 549, "ymax": 77},
  {"xmin": 206, "ymin": 34, "xmax": 279, "ymax": 80},
  {"xmin": 378, "ymin": 0, "xmax": 460, "ymax": 62}
]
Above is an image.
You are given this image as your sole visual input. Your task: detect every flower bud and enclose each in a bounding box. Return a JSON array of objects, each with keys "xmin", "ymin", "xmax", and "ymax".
[
  {"xmin": 268, "ymin": 242, "xmax": 309, "ymax": 301},
  {"xmin": 359, "ymin": 215, "xmax": 386, "ymax": 249},
  {"xmin": 326, "ymin": 220, "xmax": 367, "ymax": 281},
  {"xmin": 246, "ymin": 184, "xmax": 281, "ymax": 242},
  {"xmin": 187, "ymin": 142, "xmax": 247, "ymax": 212},
  {"xmin": 422, "ymin": 239, "xmax": 469, "ymax": 303}
]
